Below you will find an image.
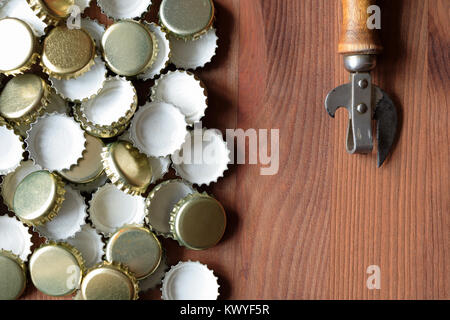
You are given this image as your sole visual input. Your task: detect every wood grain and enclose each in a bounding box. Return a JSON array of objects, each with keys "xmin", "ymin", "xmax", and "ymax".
[
  {"xmin": 2, "ymin": 0, "xmax": 447, "ymax": 300},
  {"xmin": 338, "ymin": 0, "xmax": 383, "ymax": 54}
]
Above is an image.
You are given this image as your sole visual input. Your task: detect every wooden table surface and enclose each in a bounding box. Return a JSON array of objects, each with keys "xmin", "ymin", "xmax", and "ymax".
[{"xmin": 4, "ymin": 0, "xmax": 448, "ymax": 300}]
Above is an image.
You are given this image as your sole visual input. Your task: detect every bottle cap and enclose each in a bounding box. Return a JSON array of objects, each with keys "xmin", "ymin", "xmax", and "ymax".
[
  {"xmin": 137, "ymin": 22, "xmax": 171, "ymax": 81},
  {"xmin": 0, "ymin": 120, "xmax": 24, "ymax": 175},
  {"xmin": 80, "ymin": 17, "xmax": 105, "ymax": 51},
  {"xmin": 26, "ymin": 113, "xmax": 87, "ymax": 171},
  {"xmin": 75, "ymin": 76, "xmax": 137, "ymax": 138},
  {"xmin": 119, "ymin": 130, "xmax": 172, "ymax": 184},
  {"xmin": 43, "ymin": 89, "xmax": 70, "ymax": 114},
  {"xmin": 41, "ymin": 26, "xmax": 96, "ymax": 79},
  {"xmin": 29, "ymin": 241, "xmax": 85, "ymax": 297},
  {"xmin": 80, "ymin": 261, "xmax": 139, "ymax": 300},
  {"xmin": 70, "ymin": 172, "xmax": 108, "ymax": 193},
  {"xmin": 170, "ymin": 28, "xmax": 218, "ymax": 70},
  {"xmin": 27, "ymin": 0, "xmax": 74, "ymax": 26},
  {"xmin": 97, "ymin": 0, "xmax": 152, "ymax": 20},
  {"xmin": 129, "ymin": 101, "xmax": 187, "ymax": 157},
  {"xmin": 139, "ymin": 254, "xmax": 168, "ymax": 292},
  {"xmin": 0, "ymin": 216, "xmax": 32, "ymax": 261},
  {"xmin": 0, "ymin": 17, "xmax": 39, "ymax": 75},
  {"xmin": 13, "ymin": 170, "xmax": 66, "ymax": 226},
  {"xmin": 170, "ymin": 192, "xmax": 226, "ymax": 250},
  {"xmin": 35, "ymin": 185, "xmax": 87, "ymax": 240},
  {"xmin": 89, "ymin": 183, "xmax": 146, "ymax": 236},
  {"xmin": 0, "ymin": 0, "xmax": 48, "ymax": 36},
  {"xmin": 159, "ymin": 0, "xmax": 215, "ymax": 40},
  {"xmin": 73, "ymin": 105, "xmax": 127, "ymax": 139},
  {"xmin": 145, "ymin": 179, "xmax": 195, "ymax": 238},
  {"xmin": 49, "ymin": 56, "xmax": 107, "ymax": 103},
  {"xmin": 58, "ymin": 133, "xmax": 104, "ymax": 184},
  {"xmin": 106, "ymin": 225, "xmax": 162, "ymax": 280},
  {"xmin": 101, "ymin": 141, "xmax": 153, "ymax": 195},
  {"xmin": 11, "ymin": 121, "xmax": 31, "ymax": 139},
  {"xmin": 151, "ymin": 70, "xmax": 208, "ymax": 125},
  {"xmin": 172, "ymin": 129, "xmax": 230, "ymax": 186},
  {"xmin": 66, "ymin": 224, "xmax": 104, "ymax": 268},
  {"xmin": 1, "ymin": 160, "xmax": 41, "ymax": 212},
  {"xmin": 0, "ymin": 74, "xmax": 50, "ymax": 125},
  {"xmin": 149, "ymin": 156, "xmax": 171, "ymax": 184},
  {"xmin": 0, "ymin": 250, "xmax": 27, "ymax": 300},
  {"xmin": 102, "ymin": 20, "xmax": 158, "ymax": 77},
  {"xmin": 161, "ymin": 261, "xmax": 219, "ymax": 300}
]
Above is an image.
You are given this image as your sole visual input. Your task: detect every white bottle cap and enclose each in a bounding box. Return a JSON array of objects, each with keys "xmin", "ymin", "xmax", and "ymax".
[
  {"xmin": 35, "ymin": 185, "xmax": 87, "ymax": 241},
  {"xmin": 0, "ymin": 215, "xmax": 32, "ymax": 261},
  {"xmin": 161, "ymin": 261, "xmax": 219, "ymax": 300},
  {"xmin": 67, "ymin": 224, "xmax": 105, "ymax": 268},
  {"xmin": 170, "ymin": 28, "xmax": 218, "ymax": 70},
  {"xmin": 26, "ymin": 113, "xmax": 86, "ymax": 171},
  {"xmin": 89, "ymin": 183, "xmax": 146, "ymax": 236},
  {"xmin": 129, "ymin": 101, "xmax": 187, "ymax": 157}
]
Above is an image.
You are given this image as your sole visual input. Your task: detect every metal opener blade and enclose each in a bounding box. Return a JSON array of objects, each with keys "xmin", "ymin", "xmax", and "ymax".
[
  {"xmin": 325, "ymin": 74, "xmax": 398, "ymax": 167},
  {"xmin": 325, "ymin": 0, "xmax": 398, "ymax": 167}
]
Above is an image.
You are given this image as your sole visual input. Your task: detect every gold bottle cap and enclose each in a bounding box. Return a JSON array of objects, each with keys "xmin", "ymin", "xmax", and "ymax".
[
  {"xmin": 0, "ymin": 18, "xmax": 39, "ymax": 75},
  {"xmin": 145, "ymin": 179, "xmax": 195, "ymax": 238},
  {"xmin": 27, "ymin": 0, "xmax": 75, "ymax": 26},
  {"xmin": 13, "ymin": 170, "xmax": 66, "ymax": 226},
  {"xmin": 0, "ymin": 250, "xmax": 27, "ymax": 300},
  {"xmin": 80, "ymin": 261, "xmax": 139, "ymax": 300},
  {"xmin": 137, "ymin": 22, "xmax": 171, "ymax": 81},
  {"xmin": 1, "ymin": 160, "xmax": 42, "ymax": 212},
  {"xmin": 101, "ymin": 141, "xmax": 152, "ymax": 196},
  {"xmin": 29, "ymin": 242, "xmax": 85, "ymax": 297},
  {"xmin": 41, "ymin": 26, "xmax": 96, "ymax": 79},
  {"xmin": 0, "ymin": 74, "xmax": 49, "ymax": 124},
  {"xmin": 159, "ymin": 0, "xmax": 215, "ymax": 40},
  {"xmin": 106, "ymin": 226, "xmax": 162, "ymax": 280},
  {"xmin": 102, "ymin": 20, "xmax": 158, "ymax": 76},
  {"xmin": 59, "ymin": 134, "xmax": 105, "ymax": 184},
  {"xmin": 170, "ymin": 192, "xmax": 226, "ymax": 250},
  {"xmin": 139, "ymin": 254, "xmax": 168, "ymax": 292}
]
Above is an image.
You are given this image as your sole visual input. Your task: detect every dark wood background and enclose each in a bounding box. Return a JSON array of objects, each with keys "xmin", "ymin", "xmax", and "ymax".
[{"xmin": 7, "ymin": 0, "xmax": 449, "ymax": 299}]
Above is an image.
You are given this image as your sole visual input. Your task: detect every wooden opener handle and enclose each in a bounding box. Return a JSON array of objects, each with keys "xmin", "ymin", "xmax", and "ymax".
[{"xmin": 338, "ymin": 0, "xmax": 383, "ymax": 55}]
